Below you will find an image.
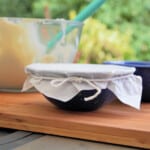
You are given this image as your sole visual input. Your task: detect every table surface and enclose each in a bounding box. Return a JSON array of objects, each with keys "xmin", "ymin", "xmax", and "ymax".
[{"xmin": 0, "ymin": 92, "xmax": 150, "ymax": 149}]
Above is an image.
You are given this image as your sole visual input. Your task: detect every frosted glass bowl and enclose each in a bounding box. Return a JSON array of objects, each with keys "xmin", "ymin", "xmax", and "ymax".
[{"xmin": 0, "ymin": 17, "xmax": 83, "ymax": 91}]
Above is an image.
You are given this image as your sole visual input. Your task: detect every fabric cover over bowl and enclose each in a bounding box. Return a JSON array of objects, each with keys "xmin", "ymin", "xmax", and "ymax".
[{"xmin": 22, "ymin": 63, "xmax": 142, "ymax": 111}]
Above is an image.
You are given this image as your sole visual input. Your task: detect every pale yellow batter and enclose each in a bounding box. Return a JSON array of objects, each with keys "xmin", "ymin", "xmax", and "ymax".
[
  {"xmin": 0, "ymin": 18, "xmax": 79, "ymax": 90},
  {"xmin": 0, "ymin": 19, "xmax": 43, "ymax": 90}
]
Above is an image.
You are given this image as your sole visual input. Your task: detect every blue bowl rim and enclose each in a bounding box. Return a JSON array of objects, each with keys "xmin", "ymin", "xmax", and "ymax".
[{"xmin": 104, "ymin": 61, "xmax": 150, "ymax": 68}]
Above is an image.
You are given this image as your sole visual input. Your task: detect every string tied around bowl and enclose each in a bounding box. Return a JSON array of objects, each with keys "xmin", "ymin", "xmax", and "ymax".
[{"xmin": 50, "ymin": 77, "xmax": 101, "ymax": 101}]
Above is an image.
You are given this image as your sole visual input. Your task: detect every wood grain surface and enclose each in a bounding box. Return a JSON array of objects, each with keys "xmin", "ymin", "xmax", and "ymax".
[{"xmin": 0, "ymin": 92, "xmax": 150, "ymax": 149}]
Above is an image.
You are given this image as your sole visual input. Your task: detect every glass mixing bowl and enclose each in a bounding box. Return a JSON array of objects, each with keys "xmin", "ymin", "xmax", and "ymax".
[{"xmin": 0, "ymin": 17, "xmax": 83, "ymax": 91}]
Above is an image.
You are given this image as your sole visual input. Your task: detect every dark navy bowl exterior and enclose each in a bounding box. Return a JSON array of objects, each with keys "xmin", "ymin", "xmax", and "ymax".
[
  {"xmin": 44, "ymin": 89, "xmax": 116, "ymax": 111},
  {"xmin": 104, "ymin": 61, "xmax": 150, "ymax": 102}
]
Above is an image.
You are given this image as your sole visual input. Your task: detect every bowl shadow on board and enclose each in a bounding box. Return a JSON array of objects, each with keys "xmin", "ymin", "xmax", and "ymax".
[
  {"xmin": 103, "ymin": 61, "xmax": 150, "ymax": 103},
  {"xmin": 44, "ymin": 89, "xmax": 116, "ymax": 112}
]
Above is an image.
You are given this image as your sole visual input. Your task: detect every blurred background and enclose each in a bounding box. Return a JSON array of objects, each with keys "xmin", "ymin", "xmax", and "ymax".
[{"xmin": 0, "ymin": 0, "xmax": 149, "ymax": 63}]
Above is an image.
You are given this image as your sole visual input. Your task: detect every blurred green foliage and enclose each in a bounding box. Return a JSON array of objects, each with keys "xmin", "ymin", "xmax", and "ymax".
[
  {"xmin": 95, "ymin": 0, "xmax": 150, "ymax": 61},
  {"xmin": 77, "ymin": 17, "xmax": 136, "ymax": 63},
  {"xmin": 0, "ymin": 0, "xmax": 35, "ymax": 17},
  {"xmin": 32, "ymin": 0, "xmax": 88, "ymax": 19},
  {"xmin": 0, "ymin": 0, "xmax": 149, "ymax": 62}
]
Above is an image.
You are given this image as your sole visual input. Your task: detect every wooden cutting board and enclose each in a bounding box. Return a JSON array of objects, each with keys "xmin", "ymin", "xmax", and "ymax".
[{"xmin": 0, "ymin": 92, "xmax": 150, "ymax": 149}]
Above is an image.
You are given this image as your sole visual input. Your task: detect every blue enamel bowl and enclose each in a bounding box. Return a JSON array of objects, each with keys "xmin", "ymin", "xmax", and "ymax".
[{"xmin": 103, "ymin": 61, "xmax": 150, "ymax": 102}]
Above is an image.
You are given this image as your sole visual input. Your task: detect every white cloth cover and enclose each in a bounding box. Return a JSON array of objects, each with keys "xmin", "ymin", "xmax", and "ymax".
[{"xmin": 22, "ymin": 63, "xmax": 142, "ymax": 109}]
